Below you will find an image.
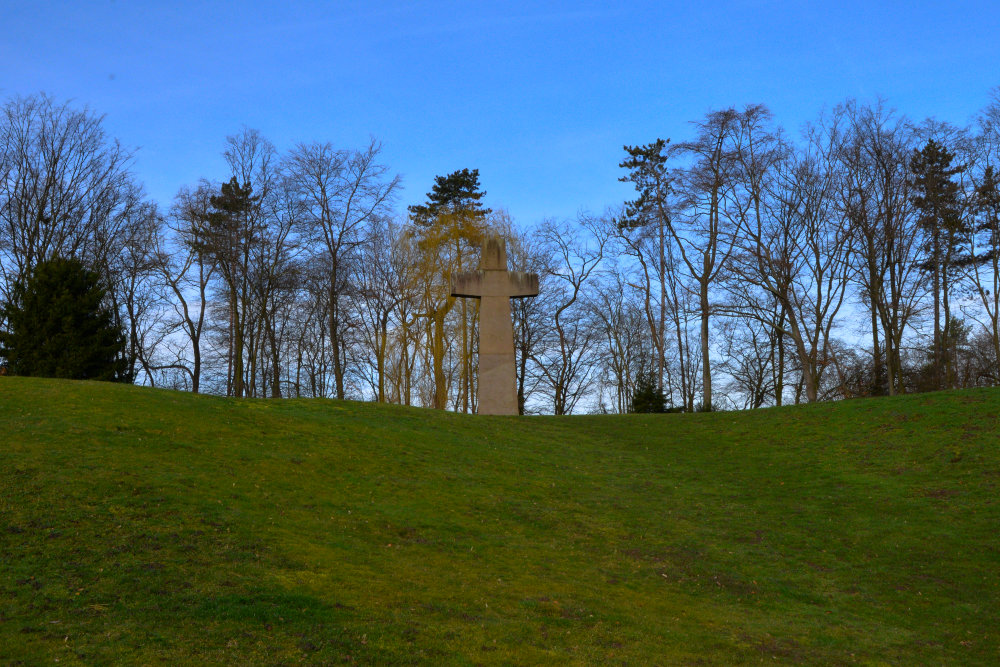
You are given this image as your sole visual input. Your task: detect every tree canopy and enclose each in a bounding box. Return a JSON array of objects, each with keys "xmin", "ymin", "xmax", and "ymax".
[{"xmin": 407, "ymin": 168, "xmax": 491, "ymax": 224}]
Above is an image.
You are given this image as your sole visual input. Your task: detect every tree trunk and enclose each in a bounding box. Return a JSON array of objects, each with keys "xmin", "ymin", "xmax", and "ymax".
[
  {"xmin": 270, "ymin": 325, "xmax": 281, "ymax": 398},
  {"xmin": 658, "ymin": 218, "xmax": 667, "ymax": 393},
  {"xmin": 433, "ymin": 308, "xmax": 447, "ymax": 410},
  {"xmin": 460, "ymin": 298, "xmax": 469, "ymax": 412},
  {"xmin": 991, "ymin": 253, "xmax": 1000, "ymax": 382},
  {"xmin": 870, "ymin": 290, "xmax": 883, "ymax": 396},
  {"xmin": 932, "ymin": 232, "xmax": 942, "ymax": 390},
  {"xmin": 942, "ymin": 234, "xmax": 953, "ymax": 388},
  {"xmin": 329, "ymin": 275, "xmax": 346, "ymax": 399},
  {"xmin": 230, "ymin": 284, "xmax": 245, "ymax": 398},
  {"xmin": 775, "ymin": 307, "xmax": 785, "ymax": 406},
  {"xmin": 700, "ymin": 275, "xmax": 711, "ymax": 410}
]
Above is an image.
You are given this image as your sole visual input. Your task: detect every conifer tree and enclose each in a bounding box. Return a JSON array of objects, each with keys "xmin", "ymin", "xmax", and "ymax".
[
  {"xmin": 407, "ymin": 168, "xmax": 491, "ymax": 225},
  {"xmin": 631, "ymin": 370, "xmax": 667, "ymax": 413},
  {"xmin": 910, "ymin": 139, "xmax": 966, "ymax": 389},
  {"xmin": 619, "ymin": 139, "xmax": 672, "ymax": 398},
  {"xmin": 191, "ymin": 177, "xmax": 258, "ymax": 397},
  {"xmin": 0, "ymin": 257, "xmax": 129, "ymax": 381}
]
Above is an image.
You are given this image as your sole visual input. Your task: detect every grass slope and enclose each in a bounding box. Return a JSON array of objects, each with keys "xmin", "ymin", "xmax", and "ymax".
[{"xmin": 1, "ymin": 377, "xmax": 998, "ymax": 665}]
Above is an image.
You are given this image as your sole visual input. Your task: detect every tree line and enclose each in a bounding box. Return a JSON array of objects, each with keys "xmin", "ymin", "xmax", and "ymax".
[{"xmin": 2, "ymin": 91, "xmax": 1000, "ymax": 412}]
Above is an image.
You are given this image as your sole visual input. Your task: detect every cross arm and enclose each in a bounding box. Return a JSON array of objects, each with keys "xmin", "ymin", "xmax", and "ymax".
[
  {"xmin": 451, "ymin": 271, "xmax": 484, "ymax": 298},
  {"xmin": 451, "ymin": 270, "xmax": 539, "ymax": 299},
  {"xmin": 507, "ymin": 271, "xmax": 539, "ymax": 298}
]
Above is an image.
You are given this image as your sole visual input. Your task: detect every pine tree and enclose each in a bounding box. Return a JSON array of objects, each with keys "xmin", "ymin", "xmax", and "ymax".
[
  {"xmin": 407, "ymin": 168, "xmax": 491, "ymax": 225},
  {"xmin": 910, "ymin": 139, "xmax": 966, "ymax": 389},
  {"xmin": 194, "ymin": 177, "xmax": 258, "ymax": 397},
  {"xmin": 619, "ymin": 139, "xmax": 672, "ymax": 398},
  {"xmin": 0, "ymin": 257, "xmax": 129, "ymax": 381}
]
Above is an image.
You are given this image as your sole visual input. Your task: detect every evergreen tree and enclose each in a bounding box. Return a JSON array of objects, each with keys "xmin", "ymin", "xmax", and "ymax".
[
  {"xmin": 407, "ymin": 168, "xmax": 491, "ymax": 225},
  {"xmin": 973, "ymin": 165, "xmax": 1000, "ymax": 262},
  {"xmin": 910, "ymin": 139, "xmax": 966, "ymax": 389},
  {"xmin": 619, "ymin": 139, "xmax": 672, "ymax": 398},
  {"xmin": 191, "ymin": 177, "xmax": 258, "ymax": 397},
  {"xmin": 0, "ymin": 257, "xmax": 129, "ymax": 382},
  {"xmin": 631, "ymin": 370, "xmax": 667, "ymax": 413},
  {"xmin": 971, "ymin": 166, "xmax": 1000, "ymax": 370}
]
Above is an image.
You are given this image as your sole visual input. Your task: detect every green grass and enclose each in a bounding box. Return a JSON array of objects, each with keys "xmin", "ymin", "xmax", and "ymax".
[{"xmin": 1, "ymin": 377, "xmax": 998, "ymax": 664}]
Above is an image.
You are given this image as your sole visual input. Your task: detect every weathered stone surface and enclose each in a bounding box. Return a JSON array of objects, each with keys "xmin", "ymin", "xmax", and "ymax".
[
  {"xmin": 451, "ymin": 270, "xmax": 538, "ymax": 298},
  {"xmin": 451, "ymin": 236, "xmax": 539, "ymax": 415}
]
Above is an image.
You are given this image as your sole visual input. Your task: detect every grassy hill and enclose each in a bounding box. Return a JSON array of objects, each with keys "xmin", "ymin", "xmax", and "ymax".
[{"xmin": 1, "ymin": 377, "xmax": 998, "ymax": 665}]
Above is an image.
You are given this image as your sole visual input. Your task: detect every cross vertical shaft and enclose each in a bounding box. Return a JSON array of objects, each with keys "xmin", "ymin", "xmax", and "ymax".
[{"xmin": 451, "ymin": 236, "xmax": 539, "ymax": 415}]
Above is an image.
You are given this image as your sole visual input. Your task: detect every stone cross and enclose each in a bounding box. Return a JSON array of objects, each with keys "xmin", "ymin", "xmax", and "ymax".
[{"xmin": 451, "ymin": 236, "xmax": 539, "ymax": 415}]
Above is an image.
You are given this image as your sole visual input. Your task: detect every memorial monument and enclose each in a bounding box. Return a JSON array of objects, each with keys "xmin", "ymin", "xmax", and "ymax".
[{"xmin": 451, "ymin": 236, "xmax": 539, "ymax": 415}]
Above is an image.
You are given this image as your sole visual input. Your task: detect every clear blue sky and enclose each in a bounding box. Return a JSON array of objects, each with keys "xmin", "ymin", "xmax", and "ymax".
[{"xmin": 3, "ymin": 0, "xmax": 999, "ymax": 225}]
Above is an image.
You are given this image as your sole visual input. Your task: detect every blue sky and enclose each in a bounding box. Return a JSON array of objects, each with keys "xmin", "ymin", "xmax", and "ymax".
[{"xmin": 3, "ymin": 0, "xmax": 999, "ymax": 225}]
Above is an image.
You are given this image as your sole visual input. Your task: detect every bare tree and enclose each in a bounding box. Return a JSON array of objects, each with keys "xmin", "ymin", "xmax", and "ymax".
[
  {"xmin": 0, "ymin": 94, "xmax": 142, "ymax": 295},
  {"xmin": 590, "ymin": 262, "xmax": 656, "ymax": 413},
  {"xmin": 293, "ymin": 256, "xmax": 334, "ymax": 397},
  {"xmin": 669, "ymin": 109, "xmax": 743, "ymax": 410},
  {"xmin": 285, "ymin": 139, "xmax": 400, "ymax": 399},
  {"xmin": 532, "ymin": 214, "xmax": 607, "ymax": 414},
  {"xmin": 836, "ymin": 101, "xmax": 921, "ymax": 395},
  {"xmin": 505, "ymin": 223, "xmax": 549, "ymax": 414},
  {"xmin": 727, "ymin": 107, "xmax": 851, "ymax": 402},
  {"xmin": 966, "ymin": 94, "xmax": 1000, "ymax": 374},
  {"xmin": 717, "ymin": 307, "xmax": 782, "ymax": 409},
  {"xmin": 256, "ymin": 173, "xmax": 304, "ymax": 397},
  {"xmin": 106, "ymin": 200, "xmax": 166, "ymax": 384},
  {"xmin": 355, "ymin": 216, "xmax": 415, "ymax": 402},
  {"xmin": 153, "ymin": 183, "xmax": 218, "ymax": 392}
]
